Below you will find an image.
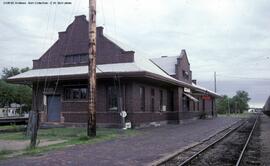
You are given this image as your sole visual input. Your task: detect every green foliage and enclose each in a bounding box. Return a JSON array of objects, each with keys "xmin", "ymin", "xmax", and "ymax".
[
  {"xmin": 0, "ymin": 127, "xmax": 138, "ymax": 159},
  {"xmin": 217, "ymin": 95, "xmax": 230, "ymax": 114},
  {"xmin": 0, "ymin": 80, "xmax": 32, "ymax": 110},
  {"xmin": 0, "ymin": 125, "xmax": 26, "ymax": 132},
  {"xmin": 78, "ymin": 135, "xmax": 90, "ymax": 141},
  {"xmin": 20, "ymin": 67, "xmax": 30, "ymax": 74},
  {"xmin": 1, "ymin": 67, "xmax": 30, "ymax": 80},
  {"xmin": 0, "ymin": 149, "xmax": 12, "ymax": 156},
  {"xmin": 0, "ymin": 67, "xmax": 32, "ymax": 110},
  {"xmin": 0, "ymin": 80, "xmax": 14, "ymax": 107},
  {"xmin": 217, "ymin": 91, "xmax": 250, "ymax": 114},
  {"xmin": 0, "ymin": 131, "xmax": 29, "ymax": 140},
  {"xmin": 232, "ymin": 90, "xmax": 250, "ymax": 113}
]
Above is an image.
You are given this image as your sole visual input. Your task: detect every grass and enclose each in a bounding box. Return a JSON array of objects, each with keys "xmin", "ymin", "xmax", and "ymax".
[
  {"xmin": 24, "ymin": 129, "xmax": 128, "ymax": 155},
  {"xmin": 0, "ymin": 127, "xmax": 138, "ymax": 160},
  {"xmin": 0, "ymin": 127, "xmax": 136, "ymax": 141},
  {"xmin": 0, "ymin": 149, "xmax": 13, "ymax": 156},
  {"xmin": 218, "ymin": 112, "xmax": 252, "ymax": 118},
  {"xmin": 0, "ymin": 124, "xmax": 25, "ymax": 131},
  {"xmin": 0, "ymin": 150, "xmax": 14, "ymax": 160},
  {"xmin": 0, "ymin": 132, "xmax": 28, "ymax": 140}
]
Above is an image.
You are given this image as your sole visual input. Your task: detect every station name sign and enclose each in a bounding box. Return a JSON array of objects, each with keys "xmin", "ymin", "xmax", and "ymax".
[{"xmin": 202, "ymin": 95, "xmax": 211, "ymax": 100}]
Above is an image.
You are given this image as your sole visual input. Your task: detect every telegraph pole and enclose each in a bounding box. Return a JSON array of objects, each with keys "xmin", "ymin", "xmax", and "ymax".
[
  {"xmin": 88, "ymin": 0, "xmax": 97, "ymax": 137},
  {"xmin": 29, "ymin": 84, "xmax": 39, "ymax": 148},
  {"xmin": 228, "ymin": 98, "xmax": 230, "ymax": 115},
  {"xmin": 214, "ymin": 71, "xmax": 217, "ymax": 92},
  {"xmin": 214, "ymin": 71, "xmax": 217, "ymax": 117}
]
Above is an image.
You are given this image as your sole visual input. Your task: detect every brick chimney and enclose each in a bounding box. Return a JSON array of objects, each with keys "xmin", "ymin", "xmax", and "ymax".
[
  {"xmin": 75, "ymin": 15, "xmax": 86, "ymax": 21},
  {"xmin": 97, "ymin": 26, "xmax": 104, "ymax": 36}
]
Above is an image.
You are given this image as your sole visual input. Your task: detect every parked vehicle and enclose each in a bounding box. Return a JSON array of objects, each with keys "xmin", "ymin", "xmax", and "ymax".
[
  {"xmin": 248, "ymin": 108, "xmax": 262, "ymax": 113},
  {"xmin": 0, "ymin": 107, "xmax": 19, "ymax": 117}
]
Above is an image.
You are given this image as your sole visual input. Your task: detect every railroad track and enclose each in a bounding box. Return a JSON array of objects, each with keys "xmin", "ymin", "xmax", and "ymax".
[
  {"xmin": 236, "ymin": 115, "xmax": 259, "ymax": 166},
  {"xmin": 158, "ymin": 115, "xmax": 259, "ymax": 166}
]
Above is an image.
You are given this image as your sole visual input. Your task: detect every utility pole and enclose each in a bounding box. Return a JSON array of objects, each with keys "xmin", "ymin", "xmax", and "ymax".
[
  {"xmin": 214, "ymin": 71, "xmax": 217, "ymax": 117},
  {"xmin": 235, "ymin": 102, "xmax": 238, "ymax": 114},
  {"xmin": 88, "ymin": 0, "xmax": 97, "ymax": 137},
  {"xmin": 227, "ymin": 98, "xmax": 230, "ymax": 115},
  {"xmin": 214, "ymin": 71, "xmax": 217, "ymax": 93},
  {"xmin": 29, "ymin": 84, "xmax": 39, "ymax": 148}
]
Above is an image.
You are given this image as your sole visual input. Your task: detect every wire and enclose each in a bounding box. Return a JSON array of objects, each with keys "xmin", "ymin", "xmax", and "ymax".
[
  {"xmin": 217, "ymin": 74, "xmax": 270, "ymax": 81},
  {"xmin": 112, "ymin": 0, "xmax": 117, "ymax": 36},
  {"xmin": 35, "ymin": 3, "xmax": 56, "ymax": 113},
  {"xmin": 100, "ymin": 0, "xmax": 106, "ymax": 26},
  {"xmin": 49, "ymin": 1, "xmax": 82, "ymax": 99},
  {"xmin": 43, "ymin": 2, "xmax": 58, "ymax": 97},
  {"xmin": 43, "ymin": 0, "xmax": 82, "ymax": 114},
  {"xmin": 96, "ymin": 65, "xmax": 104, "ymax": 73}
]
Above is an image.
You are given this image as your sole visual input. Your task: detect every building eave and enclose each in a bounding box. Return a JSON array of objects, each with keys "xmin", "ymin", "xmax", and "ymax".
[{"xmin": 7, "ymin": 70, "xmax": 221, "ymax": 98}]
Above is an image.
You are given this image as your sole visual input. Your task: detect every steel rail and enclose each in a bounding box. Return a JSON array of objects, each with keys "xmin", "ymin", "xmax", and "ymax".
[
  {"xmin": 178, "ymin": 120, "xmax": 246, "ymax": 166},
  {"xmin": 235, "ymin": 115, "xmax": 259, "ymax": 166},
  {"xmin": 157, "ymin": 121, "xmax": 243, "ymax": 166}
]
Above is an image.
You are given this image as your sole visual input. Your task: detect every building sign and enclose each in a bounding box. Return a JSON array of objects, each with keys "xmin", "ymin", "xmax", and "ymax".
[
  {"xmin": 120, "ymin": 111, "xmax": 127, "ymax": 118},
  {"xmin": 202, "ymin": 95, "xmax": 211, "ymax": 100},
  {"xmin": 184, "ymin": 87, "xmax": 191, "ymax": 93}
]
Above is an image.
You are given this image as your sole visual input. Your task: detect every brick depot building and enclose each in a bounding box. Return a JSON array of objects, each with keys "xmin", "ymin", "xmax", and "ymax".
[{"xmin": 9, "ymin": 15, "xmax": 220, "ymax": 128}]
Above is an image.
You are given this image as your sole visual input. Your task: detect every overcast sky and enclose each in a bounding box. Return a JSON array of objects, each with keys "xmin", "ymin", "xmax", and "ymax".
[{"xmin": 0, "ymin": 0, "xmax": 269, "ymax": 107}]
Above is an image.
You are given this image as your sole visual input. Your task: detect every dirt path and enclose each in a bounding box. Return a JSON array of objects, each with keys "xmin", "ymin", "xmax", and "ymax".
[
  {"xmin": 0, "ymin": 117, "xmax": 240, "ymax": 166},
  {"xmin": 0, "ymin": 140, "xmax": 66, "ymax": 151}
]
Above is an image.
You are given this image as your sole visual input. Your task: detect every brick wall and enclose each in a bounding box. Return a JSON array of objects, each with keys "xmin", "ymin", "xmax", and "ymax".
[
  {"xmin": 175, "ymin": 50, "xmax": 192, "ymax": 84},
  {"xmin": 33, "ymin": 15, "xmax": 134, "ymax": 69}
]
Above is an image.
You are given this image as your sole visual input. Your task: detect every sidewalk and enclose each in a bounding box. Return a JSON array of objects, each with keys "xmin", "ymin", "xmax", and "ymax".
[{"xmin": 0, "ymin": 117, "xmax": 240, "ymax": 166}]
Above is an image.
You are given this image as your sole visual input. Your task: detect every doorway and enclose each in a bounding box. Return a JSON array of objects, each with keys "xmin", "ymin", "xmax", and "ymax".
[{"xmin": 47, "ymin": 95, "xmax": 61, "ymax": 122}]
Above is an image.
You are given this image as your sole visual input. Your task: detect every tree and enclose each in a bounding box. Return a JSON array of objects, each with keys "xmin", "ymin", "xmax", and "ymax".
[
  {"xmin": 216, "ymin": 90, "xmax": 251, "ymax": 114},
  {"xmin": 0, "ymin": 80, "xmax": 32, "ymax": 110},
  {"xmin": 0, "ymin": 80, "xmax": 15, "ymax": 107},
  {"xmin": 0, "ymin": 67, "xmax": 32, "ymax": 112},
  {"xmin": 217, "ymin": 90, "xmax": 251, "ymax": 114},
  {"xmin": 20, "ymin": 67, "xmax": 30, "ymax": 73},
  {"xmin": 231, "ymin": 90, "xmax": 250, "ymax": 113},
  {"xmin": 1, "ymin": 67, "xmax": 30, "ymax": 80},
  {"xmin": 13, "ymin": 84, "xmax": 32, "ymax": 112},
  {"xmin": 2, "ymin": 67, "xmax": 20, "ymax": 80},
  {"xmin": 217, "ymin": 95, "xmax": 232, "ymax": 114}
]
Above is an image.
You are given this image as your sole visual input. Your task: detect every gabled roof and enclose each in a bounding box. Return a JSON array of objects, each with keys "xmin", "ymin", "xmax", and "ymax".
[
  {"xmin": 99, "ymin": 33, "xmax": 181, "ymax": 81},
  {"xmin": 8, "ymin": 15, "xmax": 220, "ymax": 97},
  {"xmin": 150, "ymin": 56, "xmax": 179, "ymax": 75},
  {"xmin": 8, "ymin": 61, "xmax": 220, "ymax": 97},
  {"xmin": 192, "ymin": 83, "xmax": 219, "ymax": 97},
  {"xmin": 9, "ymin": 20, "xmax": 193, "ymax": 86},
  {"xmin": 9, "ymin": 66, "xmax": 88, "ymax": 80},
  {"xmin": 8, "ymin": 59, "xmax": 187, "ymax": 87},
  {"xmin": 33, "ymin": 15, "xmax": 135, "ymax": 69},
  {"xmin": 150, "ymin": 49, "xmax": 189, "ymax": 76}
]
